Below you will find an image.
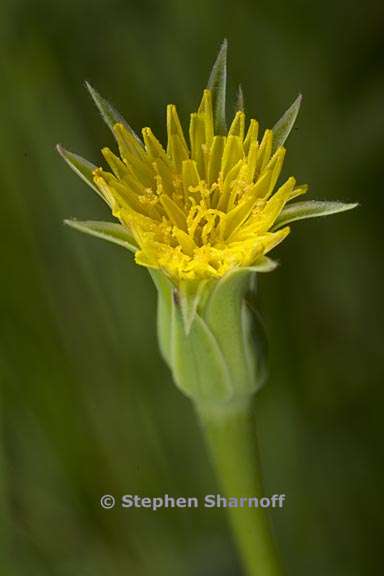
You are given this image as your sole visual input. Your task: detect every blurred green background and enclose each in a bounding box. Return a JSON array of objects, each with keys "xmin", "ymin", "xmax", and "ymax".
[{"xmin": 1, "ymin": 0, "xmax": 383, "ymax": 574}]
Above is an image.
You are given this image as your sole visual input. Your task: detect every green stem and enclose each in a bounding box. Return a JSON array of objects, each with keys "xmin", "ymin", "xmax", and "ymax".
[{"xmin": 196, "ymin": 397, "xmax": 283, "ymax": 576}]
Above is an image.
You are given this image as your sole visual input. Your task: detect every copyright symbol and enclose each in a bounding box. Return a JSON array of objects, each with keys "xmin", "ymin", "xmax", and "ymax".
[{"xmin": 100, "ymin": 494, "xmax": 115, "ymax": 509}]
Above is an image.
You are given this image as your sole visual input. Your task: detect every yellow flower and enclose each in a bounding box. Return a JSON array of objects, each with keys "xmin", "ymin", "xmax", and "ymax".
[
  {"xmin": 59, "ymin": 40, "xmax": 356, "ymax": 292},
  {"xmin": 57, "ymin": 38, "xmax": 358, "ymax": 382},
  {"xmin": 92, "ymin": 91, "xmax": 306, "ymax": 283}
]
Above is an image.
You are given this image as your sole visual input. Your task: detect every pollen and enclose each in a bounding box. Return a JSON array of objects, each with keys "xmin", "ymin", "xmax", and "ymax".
[{"xmin": 93, "ymin": 89, "xmax": 307, "ymax": 282}]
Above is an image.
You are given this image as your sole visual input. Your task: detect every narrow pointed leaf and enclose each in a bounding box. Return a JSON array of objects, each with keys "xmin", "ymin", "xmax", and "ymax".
[
  {"xmin": 207, "ymin": 39, "xmax": 227, "ymax": 135},
  {"xmin": 56, "ymin": 144, "xmax": 101, "ymax": 196},
  {"xmin": 272, "ymin": 200, "xmax": 358, "ymax": 230},
  {"xmin": 85, "ymin": 81, "xmax": 143, "ymax": 145},
  {"xmin": 272, "ymin": 94, "xmax": 302, "ymax": 152},
  {"xmin": 64, "ymin": 220, "xmax": 137, "ymax": 252}
]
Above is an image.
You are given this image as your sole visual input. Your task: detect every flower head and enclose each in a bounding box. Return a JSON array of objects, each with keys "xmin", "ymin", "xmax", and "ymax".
[
  {"xmin": 93, "ymin": 89, "xmax": 308, "ymax": 283},
  {"xmin": 58, "ymin": 41, "xmax": 357, "ymax": 401},
  {"xmin": 59, "ymin": 40, "xmax": 356, "ymax": 290}
]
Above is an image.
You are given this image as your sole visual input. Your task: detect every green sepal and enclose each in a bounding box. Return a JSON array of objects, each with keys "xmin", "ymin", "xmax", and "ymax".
[
  {"xmin": 272, "ymin": 94, "xmax": 302, "ymax": 152},
  {"xmin": 171, "ymin": 292, "xmax": 232, "ymax": 403},
  {"xmin": 85, "ymin": 81, "xmax": 143, "ymax": 145},
  {"xmin": 56, "ymin": 144, "xmax": 101, "ymax": 197},
  {"xmin": 151, "ymin": 267, "xmax": 269, "ymax": 403},
  {"xmin": 151, "ymin": 266, "xmax": 269, "ymax": 404},
  {"xmin": 64, "ymin": 220, "xmax": 137, "ymax": 252},
  {"xmin": 207, "ymin": 39, "xmax": 228, "ymax": 135},
  {"xmin": 272, "ymin": 200, "xmax": 358, "ymax": 230}
]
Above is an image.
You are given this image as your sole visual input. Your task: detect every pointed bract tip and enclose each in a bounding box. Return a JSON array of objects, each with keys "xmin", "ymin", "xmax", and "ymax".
[
  {"xmin": 272, "ymin": 92, "xmax": 303, "ymax": 152},
  {"xmin": 208, "ymin": 39, "xmax": 228, "ymax": 86},
  {"xmin": 56, "ymin": 143, "xmax": 73, "ymax": 163},
  {"xmin": 56, "ymin": 143, "xmax": 65, "ymax": 155},
  {"xmin": 85, "ymin": 80, "xmax": 102, "ymax": 106},
  {"xmin": 85, "ymin": 81, "xmax": 144, "ymax": 146},
  {"xmin": 346, "ymin": 202, "xmax": 359, "ymax": 210},
  {"xmin": 84, "ymin": 80, "xmax": 94, "ymax": 94},
  {"xmin": 207, "ymin": 39, "xmax": 228, "ymax": 135},
  {"xmin": 236, "ymin": 84, "xmax": 244, "ymax": 112},
  {"xmin": 295, "ymin": 93, "xmax": 303, "ymax": 110},
  {"xmin": 56, "ymin": 143, "xmax": 73, "ymax": 162},
  {"xmin": 85, "ymin": 81, "xmax": 105, "ymax": 110}
]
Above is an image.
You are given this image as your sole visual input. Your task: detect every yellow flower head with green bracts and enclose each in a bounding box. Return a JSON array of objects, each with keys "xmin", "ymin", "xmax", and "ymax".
[
  {"xmin": 58, "ymin": 39, "xmax": 358, "ymax": 401},
  {"xmin": 93, "ymin": 89, "xmax": 305, "ymax": 282},
  {"xmin": 59, "ymin": 40, "xmax": 357, "ymax": 287}
]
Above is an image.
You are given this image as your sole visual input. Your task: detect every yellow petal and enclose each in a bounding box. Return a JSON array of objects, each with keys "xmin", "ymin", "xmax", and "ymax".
[
  {"xmin": 173, "ymin": 227, "xmax": 197, "ymax": 256},
  {"xmin": 182, "ymin": 159, "xmax": 200, "ymax": 197},
  {"xmin": 222, "ymin": 169, "xmax": 273, "ymax": 239},
  {"xmin": 159, "ymin": 194, "xmax": 188, "ymax": 231},
  {"xmin": 243, "ymin": 119, "xmax": 259, "ymax": 154},
  {"xmin": 189, "ymin": 112, "xmax": 206, "ymax": 177},
  {"xmin": 221, "ymin": 135, "xmax": 244, "ymax": 177},
  {"xmin": 259, "ymin": 226, "xmax": 290, "ymax": 255},
  {"xmin": 228, "ymin": 111, "xmax": 245, "ymax": 139},
  {"xmin": 217, "ymin": 159, "xmax": 244, "ymax": 212},
  {"xmin": 142, "ymin": 127, "xmax": 170, "ymax": 165},
  {"xmin": 197, "ymin": 89, "xmax": 214, "ymax": 146},
  {"xmin": 113, "ymin": 123, "xmax": 154, "ymax": 187},
  {"xmin": 207, "ymin": 135, "xmax": 225, "ymax": 186},
  {"xmin": 167, "ymin": 104, "xmax": 189, "ymax": 170},
  {"xmin": 255, "ymin": 129, "xmax": 273, "ymax": 175}
]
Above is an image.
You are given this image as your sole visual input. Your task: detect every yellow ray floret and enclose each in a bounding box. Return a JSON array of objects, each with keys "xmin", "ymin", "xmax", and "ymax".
[{"xmin": 93, "ymin": 89, "xmax": 307, "ymax": 282}]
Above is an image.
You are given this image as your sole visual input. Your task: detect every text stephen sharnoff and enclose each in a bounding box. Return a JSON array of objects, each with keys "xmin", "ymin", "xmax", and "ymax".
[{"xmin": 120, "ymin": 494, "xmax": 286, "ymax": 511}]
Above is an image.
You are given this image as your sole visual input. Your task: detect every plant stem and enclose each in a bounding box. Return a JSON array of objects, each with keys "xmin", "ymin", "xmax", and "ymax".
[{"xmin": 196, "ymin": 397, "xmax": 283, "ymax": 576}]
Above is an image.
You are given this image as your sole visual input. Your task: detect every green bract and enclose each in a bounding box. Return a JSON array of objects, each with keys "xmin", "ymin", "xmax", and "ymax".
[{"xmin": 150, "ymin": 268, "xmax": 268, "ymax": 405}]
